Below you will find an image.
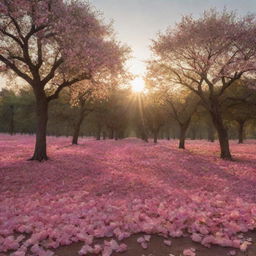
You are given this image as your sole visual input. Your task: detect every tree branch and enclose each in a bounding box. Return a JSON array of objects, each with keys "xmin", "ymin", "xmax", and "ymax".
[
  {"xmin": 218, "ymin": 71, "xmax": 243, "ymax": 96},
  {"xmin": 41, "ymin": 58, "xmax": 63, "ymax": 86},
  {"xmin": 0, "ymin": 54, "xmax": 33, "ymax": 84},
  {"xmin": 36, "ymin": 38, "xmax": 43, "ymax": 69},
  {"xmin": 9, "ymin": 15, "xmax": 24, "ymax": 41},
  {"xmin": 0, "ymin": 28, "xmax": 23, "ymax": 48},
  {"xmin": 47, "ymin": 73, "xmax": 91, "ymax": 102},
  {"xmin": 24, "ymin": 24, "xmax": 48, "ymax": 42}
]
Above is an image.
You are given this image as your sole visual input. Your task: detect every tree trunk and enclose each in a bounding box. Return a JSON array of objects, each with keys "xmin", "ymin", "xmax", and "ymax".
[
  {"xmin": 141, "ymin": 130, "xmax": 148, "ymax": 142},
  {"xmin": 237, "ymin": 120, "xmax": 245, "ymax": 144},
  {"xmin": 109, "ymin": 128, "xmax": 114, "ymax": 139},
  {"xmin": 72, "ymin": 103, "xmax": 87, "ymax": 145},
  {"xmin": 72, "ymin": 115, "xmax": 85, "ymax": 145},
  {"xmin": 30, "ymin": 96, "xmax": 48, "ymax": 161},
  {"xmin": 143, "ymin": 136, "xmax": 148, "ymax": 143},
  {"xmin": 166, "ymin": 129, "xmax": 170, "ymax": 140},
  {"xmin": 179, "ymin": 124, "xmax": 188, "ymax": 149},
  {"xmin": 178, "ymin": 121, "xmax": 190, "ymax": 149},
  {"xmin": 96, "ymin": 125, "xmax": 101, "ymax": 140},
  {"xmin": 114, "ymin": 131, "xmax": 118, "ymax": 140},
  {"xmin": 9, "ymin": 105, "xmax": 14, "ymax": 135},
  {"xmin": 140, "ymin": 129, "xmax": 148, "ymax": 142},
  {"xmin": 210, "ymin": 104, "xmax": 232, "ymax": 160},
  {"xmin": 153, "ymin": 130, "xmax": 158, "ymax": 143},
  {"xmin": 207, "ymin": 124, "xmax": 215, "ymax": 142},
  {"xmin": 171, "ymin": 128, "xmax": 176, "ymax": 139}
]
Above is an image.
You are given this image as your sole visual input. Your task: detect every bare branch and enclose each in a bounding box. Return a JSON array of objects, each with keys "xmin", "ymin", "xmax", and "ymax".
[
  {"xmin": 47, "ymin": 73, "xmax": 92, "ymax": 102},
  {"xmin": 42, "ymin": 58, "xmax": 63, "ymax": 86},
  {"xmin": 9, "ymin": 15, "xmax": 24, "ymax": 41},
  {"xmin": 0, "ymin": 28, "xmax": 23, "ymax": 48},
  {"xmin": 36, "ymin": 38, "xmax": 43, "ymax": 68},
  {"xmin": 0, "ymin": 54, "xmax": 33, "ymax": 84},
  {"xmin": 219, "ymin": 71, "xmax": 243, "ymax": 96}
]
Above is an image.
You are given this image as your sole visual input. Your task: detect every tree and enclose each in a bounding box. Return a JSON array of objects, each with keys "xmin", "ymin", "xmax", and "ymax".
[
  {"xmin": 0, "ymin": 0, "xmax": 129, "ymax": 160},
  {"xmin": 69, "ymin": 64, "xmax": 130, "ymax": 144},
  {"xmin": 102, "ymin": 88, "xmax": 131, "ymax": 140},
  {"xmin": 143, "ymin": 92, "xmax": 167, "ymax": 143},
  {"xmin": 151, "ymin": 9, "xmax": 256, "ymax": 159},
  {"xmin": 166, "ymin": 90, "xmax": 199, "ymax": 149},
  {"xmin": 47, "ymin": 89, "xmax": 74, "ymax": 137},
  {"xmin": 190, "ymin": 106, "xmax": 216, "ymax": 142},
  {"xmin": 146, "ymin": 63, "xmax": 200, "ymax": 148},
  {"xmin": 224, "ymin": 81, "xmax": 256, "ymax": 143},
  {"xmin": 69, "ymin": 82, "xmax": 95, "ymax": 145},
  {"xmin": 0, "ymin": 88, "xmax": 16, "ymax": 134},
  {"xmin": 71, "ymin": 96, "xmax": 93, "ymax": 144}
]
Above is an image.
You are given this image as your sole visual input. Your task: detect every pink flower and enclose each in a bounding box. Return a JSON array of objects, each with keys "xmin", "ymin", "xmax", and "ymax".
[
  {"xmin": 137, "ymin": 237, "xmax": 145, "ymax": 243},
  {"xmin": 102, "ymin": 246, "xmax": 113, "ymax": 256},
  {"xmin": 117, "ymin": 243, "xmax": 127, "ymax": 252},
  {"xmin": 93, "ymin": 244, "xmax": 102, "ymax": 254},
  {"xmin": 191, "ymin": 233, "xmax": 202, "ymax": 243},
  {"xmin": 240, "ymin": 241, "xmax": 251, "ymax": 252},
  {"xmin": 141, "ymin": 242, "xmax": 148, "ymax": 249},
  {"xmin": 163, "ymin": 240, "xmax": 172, "ymax": 246},
  {"xmin": 144, "ymin": 235, "xmax": 151, "ymax": 242},
  {"xmin": 79, "ymin": 245, "xmax": 93, "ymax": 255},
  {"xmin": 183, "ymin": 248, "xmax": 196, "ymax": 256},
  {"xmin": 109, "ymin": 239, "xmax": 119, "ymax": 251}
]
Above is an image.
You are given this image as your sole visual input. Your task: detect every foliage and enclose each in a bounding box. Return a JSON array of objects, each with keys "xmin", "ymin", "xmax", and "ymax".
[{"xmin": 150, "ymin": 9, "xmax": 256, "ymax": 159}]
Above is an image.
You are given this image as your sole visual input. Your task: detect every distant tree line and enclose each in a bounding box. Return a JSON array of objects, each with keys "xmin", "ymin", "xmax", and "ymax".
[
  {"xmin": 1, "ymin": 83, "xmax": 256, "ymax": 148},
  {"xmin": 1, "ymin": 3, "xmax": 256, "ymax": 161}
]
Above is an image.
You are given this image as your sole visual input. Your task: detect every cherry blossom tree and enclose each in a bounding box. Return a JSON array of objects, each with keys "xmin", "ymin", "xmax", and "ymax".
[
  {"xmin": 0, "ymin": 0, "xmax": 129, "ymax": 161},
  {"xmin": 224, "ymin": 80, "xmax": 256, "ymax": 143},
  {"xmin": 100, "ymin": 87, "xmax": 131, "ymax": 140},
  {"xmin": 146, "ymin": 63, "xmax": 200, "ymax": 149},
  {"xmin": 151, "ymin": 9, "xmax": 256, "ymax": 159},
  {"xmin": 70, "ymin": 66, "xmax": 131, "ymax": 145},
  {"xmin": 167, "ymin": 91, "xmax": 199, "ymax": 149},
  {"xmin": 70, "ymin": 84, "xmax": 94, "ymax": 145},
  {"xmin": 143, "ymin": 92, "xmax": 167, "ymax": 143}
]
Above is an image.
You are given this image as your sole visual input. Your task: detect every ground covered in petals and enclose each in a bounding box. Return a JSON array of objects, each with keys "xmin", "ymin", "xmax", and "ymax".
[{"xmin": 0, "ymin": 135, "xmax": 256, "ymax": 256}]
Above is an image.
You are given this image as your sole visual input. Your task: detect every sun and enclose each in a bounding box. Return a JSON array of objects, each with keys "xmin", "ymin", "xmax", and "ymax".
[{"xmin": 131, "ymin": 77, "xmax": 145, "ymax": 93}]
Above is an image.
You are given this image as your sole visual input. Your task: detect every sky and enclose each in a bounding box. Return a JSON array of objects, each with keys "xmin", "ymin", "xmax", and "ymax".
[{"xmin": 90, "ymin": 0, "xmax": 256, "ymax": 77}]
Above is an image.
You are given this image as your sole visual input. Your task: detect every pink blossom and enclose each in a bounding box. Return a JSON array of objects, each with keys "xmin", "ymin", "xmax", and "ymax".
[
  {"xmin": 183, "ymin": 248, "xmax": 196, "ymax": 256},
  {"xmin": 141, "ymin": 242, "xmax": 148, "ymax": 249},
  {"xmin": 163, "ymin": 240, "xmax": 172, "ymax": 246},
  {"xmin": 102, "ymin": 246, "xmax": 112, "ymax": 256},
  {"xmin": 0, "ymin": 135, "xmax": 256, "ymax": 255},
  {"xmin": 144, "ymin": 235, "xmax": 151, "ymax": 242},
  {"xmin": 137, "ymin": 237, "xmax": 145, "ymax": 243},
  {"xmin": 191, "ymin": 233, "xmax": 202, "ymax": 243},
  {"xmin": 240, "ymin": 241, "xmax": 251, "ymax": 251},
  {"xmin": 116, "ymin": 243, "xmax": 127, "ymax": 252}
]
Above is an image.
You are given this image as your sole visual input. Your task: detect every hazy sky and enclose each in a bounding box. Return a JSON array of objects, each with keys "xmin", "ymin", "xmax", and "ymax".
[{"xmin": 91, "ymin": 0, "xmax": 256, "ymax": 76}]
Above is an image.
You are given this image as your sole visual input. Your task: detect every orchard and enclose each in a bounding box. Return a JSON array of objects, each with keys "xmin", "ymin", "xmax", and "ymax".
[{"xmin": 1, "ymin": 1, "xmax": 256, "ymax": 256}]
